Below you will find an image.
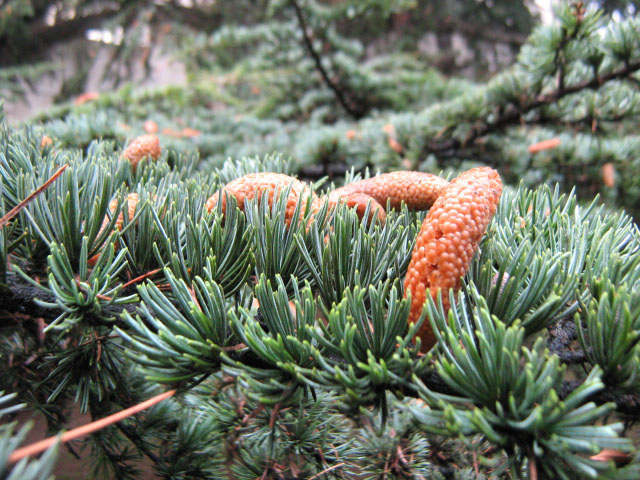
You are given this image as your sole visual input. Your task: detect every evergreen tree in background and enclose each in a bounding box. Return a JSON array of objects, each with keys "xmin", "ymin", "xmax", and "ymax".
[{"xmin": 2, "ymin": 1, "xmax": 640, "ymax": 478}]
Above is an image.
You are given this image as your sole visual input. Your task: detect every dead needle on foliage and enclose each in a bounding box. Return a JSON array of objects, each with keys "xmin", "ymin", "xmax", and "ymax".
[
  {"xmin": 527, "ymin": 137, "xmax": 561, "ymax": 153},
  {"xmin": 590, "ymin": 448, "xmax": 632, "ymax": 466},
  {"xmin": 307, "ymin": 463, "xmax": 346, "ymax": 480},
  {"xmin": 8, "ymin": 390, "xmax": 175, "ymax": 464},
  {"xmin": 0, "ymin": 164, "xmax": 68, "ymax": 230},
  {"xmin": 121, "ymin": 268, "xmax": 163, "ymax": 289}
]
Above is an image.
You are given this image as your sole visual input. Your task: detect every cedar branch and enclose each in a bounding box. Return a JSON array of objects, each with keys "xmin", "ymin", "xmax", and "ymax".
[
  {"xmin": 425, "ymin": 59, "xmax": 640, "ymax": 155},
  {"xmin": 289, "ymin": 0, "xmax": 363, "ymax": 119}
]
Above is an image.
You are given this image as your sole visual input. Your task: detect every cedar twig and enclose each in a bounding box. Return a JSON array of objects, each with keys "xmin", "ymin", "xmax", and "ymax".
[
  {"xmin": 0, "ymin": 274, "xmax": 137, "ymax": 329},
  {"xmin": 547, "ymin": 316, "xmax": 587, "ymax": 364},
  {"xmin": 8, "ymin": 390, "xmax": 175, "ymax": 463},
  {"xmin": 289, "ymin": 0, "xmax": 363, "ymax": 119},
  {"xmin": 0, "ymin": 164, "xmax": 68, "ymax": 229},
  {"xmin": 116, "ymin": 422, "xmax": 162, "ymax": 466}
]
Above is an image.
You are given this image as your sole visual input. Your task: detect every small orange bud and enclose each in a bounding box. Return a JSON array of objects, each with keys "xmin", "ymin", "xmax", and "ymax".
[
  {"xmin": 122, "ymin": 134, "xmax": 161, "ymax": 172},
  {"xmin": 345, "ymin": 129, "xmax": 357, "ymax": 140},
  {"xmin": 161, "ymin": 127, "xmax": 183, "ymax": 137},
  {"xmin": 74, "ymin": 92, "xmax": 99, "ymax": 105},
  {"xmin": 181, "ymin": 127, "xmax": 201, "ymax": 138},
  {"xmin": 388, "ymin": 137, "xmax": 403, "ymax": 153},
  {"xmin": 602, "ymin": 162, "xmax": 616, "ymax": 188},
  {"xmin": 40, "ymin": 135, "xmax": 53, "ymax": 148},
  {"xmin": 251, "ymin": 297, "xmax": 260, "ymax": 310},
  {"xmin": 88, "ymin": 193, "xmax": 141, "ymax": 266},
  {"xmin": 109, "ymin": 193, "xmax": 141, "ymax": 232},
  {"xmin": 528, "ymin": 137, "xmax": 561, "ymax": 154},
  {"xmin": 382, "ymin": 123, "xmax": 395, "ymax": 136},
  {"xmin": 144, "ymin": 120, "xmax": 159, "ymax": 134}
]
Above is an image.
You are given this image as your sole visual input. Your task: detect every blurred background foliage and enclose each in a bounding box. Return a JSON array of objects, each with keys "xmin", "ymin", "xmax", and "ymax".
[{"xmin": 3, "ymin": 0, "xmax": 640, "ymax": 218}]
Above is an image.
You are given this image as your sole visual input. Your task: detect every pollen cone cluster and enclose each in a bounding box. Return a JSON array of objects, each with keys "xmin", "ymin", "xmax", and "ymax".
[
  {"xmin": 403, "ymin": 167, "xmax": 502, "ymax": 351},
  {"xmin": 122, "ymin": 134, "xmax": 162, "ymax": 172},
  {"xmin": 208, "ymin": 168, "xmax": 502, "ymax": 353},
  {"xmin": 205, "ymin": 173, "xmax": 323, "ymax": 225}
]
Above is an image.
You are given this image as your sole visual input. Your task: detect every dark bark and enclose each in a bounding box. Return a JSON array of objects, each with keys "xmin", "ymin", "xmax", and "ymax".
[{"xmin": 547, "ymin": 316, "xmax": 586, "ymax": 364}]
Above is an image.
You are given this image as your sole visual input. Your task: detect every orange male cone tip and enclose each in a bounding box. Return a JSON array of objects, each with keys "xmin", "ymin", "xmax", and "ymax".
[
  {"xmin": 388, "ymin": 137, "xmax": 403, "ymax": 153},
  {"xmin": 108, "ymin": 193, "xmax": 141, "ymax": 232},
  {"xmin": 122, "ymin": 134, "xmax": 161, "ymax": 172},
  {"xmin": 88, "ymin": 193, "xmax": 142, "ymax": 266},
  {"xmin": 345, "ymin": 129, "xmax": 356, "ymax": 140},
  {"xmin": 602, "ymin": 162, "xmax": 616, "ymax": 188},
  {"xmin": 527, "ymin": 137, "xmax": 561, "ymax": 153},
  {"xmin": 335, "ymin": 192, "xmax": 387, "ymax": 224},
  {"xmin": 74, "ymin": 92, "xmax": 99, "ymax": 105},
  {"xmin": 181, "ymin": 127, "xmax": 201, "ymax": 138},
  {"xmin": 204, "ymin": 172, "xmax": 323, "ymax": 226},
  {"xmin": 403, "ymin": 167, "xmax": 502, "ymax": 352},
  {"xmin": 382, "ymin": 123, "xmax": 395, "ymax": 136},
  {"xmin": 162, "ymin": 127, "xmax": 182, "ymax": 137},
  {"xmin": 144, "ymin": 120, "xmax": 159, "ymax": 134},
  {"xmin": 40, "ymin": 136, "xmax": 53, "ymax": 148}
]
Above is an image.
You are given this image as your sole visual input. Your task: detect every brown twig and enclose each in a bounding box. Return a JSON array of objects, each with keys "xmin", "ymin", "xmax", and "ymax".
[
  {"xmin": 8, "ymin": 390, "xmax": 175, "ymax": 464},
  {"xmin": 0, "ymin": 164, "xmax": 68, "ymax": 229}
]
